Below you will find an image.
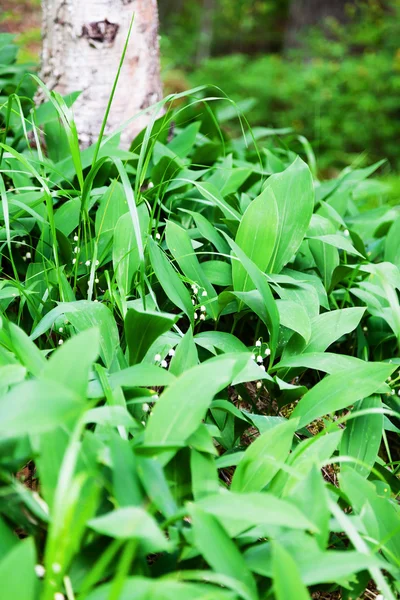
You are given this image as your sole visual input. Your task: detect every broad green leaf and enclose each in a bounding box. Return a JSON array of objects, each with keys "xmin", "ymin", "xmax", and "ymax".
[
  {"xmin": 325, "ymin": 161, "xmax": 386, "ymax": 215},
  {"xmin": 245, "ymin": 543, "xmax": 384, "ymax": 586},
  {"xmin": 83, "ymin": 406, "xmax": 138, "ymax": 428},
  {"xmin": 0, "ymin": 364, "xmax": 26, "ymax": 387},
  {"xmin": 0, "ymin": 285, "xmax": 21, "ymax": 302},
  {"xmin": 288, "ymin": 465, "xmax": 330, "ymax": 549},
  {"xmin": 221, "ymin": 167, "xmax": 252, "ymax": 196},
  {"xmin": 0, "ymin": 538, "xmax": 36, "ymax": 600},
  {"xmin": 232, "ymin": 356, "xmax": 274, "ymax": 386},
  {"xmin": 213, "ymin": 400, "xmax": 249, "ymax": 423},
  {"xmin": 340, "ymin": 396, "xmax": 383, "ymax": 477},
  {"xmin": 144, "ymin": 353, "xmax": 249, "ymax": 447},
  {"xmin": 187, "ymin": 423, "xmax": 218, "ymax": 455},
  {"xmin": 194, "ymin": 331, "xmax": 247, "ymax": 355},
  {"xmin": 108, "ymin": 364, "xmax": 175, "ymax": 389},
  {"xmin": 88, "ymin": 507, "xmax": 169, "ymax": 552},
  {"xmin": 194, "ymin": 181, "xmax": 241, "ymax": 221},
  {"xmin": 137, "ymin": 456, "xmax": 178, "ymax": 518},
  {"xmin": 224, "ymin": 235, "xmax": 279, "ymax": 361},
  {"xmin": 195, "ymin": 491, "xmax": 315, "ymax": 535},
  {"xmin": 276, "ymin": 351, "xmax": 365, "ymax": 374},
  {"xmin": 109, "ymin": 433, "xmax": 144, "ymax": 507},
  {"xmin": 230, "ymin": 290, "xmax": 270, "ymax": 327},
  {"xmin": 168, "ymin": 121, "xmax": 200, "ymax": 157},
  {"xmin": 273, "ymin": 431, "xmax": 342, "ymax": 497},
  {"xmin": 169, "ymin": 328, "xmax": 198, "ymax": 376},
  {"xmin": 109, "ymin": 158, "xmax": 146, "ymax": 281},
  {"xmin": 85, "ymin": 577, "xmax": 235, "ymax": 600},
  {"xmin": 54, "ymin": 197, "xmax": 80, "ymax": 236},
  {"xmin": 283, "ymin": 307, "xmax": 365, "ymax": 358},
  {"xmin": 0, "ymin": 516, "xmax": 18, "ymax": 559},
  {"xmin": 30, "ymin": 80, "xmax": 84, "ymax": 188},
  {"xmin": 307, "ymin": 214, "xmax": 339, "ymax": 289},
  {"xmin": 231, "ymin": 419, "xmax": 297, "ymax": 492},
  {"xmin": 65, "ymin": 302, "xmax": 119, "ymax": 368},
  {"xmin": 266, "ymin": 157, "xmax": 314, "ymax": 273},
  {"xmin": 31, "ymin": 301, "xmax": 119, "ymax": 368},
  {"xmin": 113, "ymin": 203, "xmax": 149, "ymax": 302},
  {"xmin": 0, "ymin": 380, "xmax": 83, "ymax": 439},
  {"xmin": 318, "ymin": 199, "xmax": 346, "ymax": 228},
  {"xmin": 291, "ymin": 361, "xmax": 396, "ymax": 428},
  {"xmin": 24, "ymin": 262, "xmax": 52, "ymax": 321},
  {"xmin": 232, "ymin": 186, "xmax": 278, "ymax": 293},
  {"xmin": 125, "ymin": 306, "xmax": 178, "ymax": 365},
  {"xmin": 341, "ymin": 471, "xmax": 400, "ymax": 567},
  {"xmin": 367, "ymin": 262, "xmax": 400, "ymax": 343},
  {"xmin": 31, "ymin": 89, "xmax": 80, "ymax": 126},
  {"xmin": 33, "ymin": 426, "xmax": 71, "ymax": 512},
  {"xmin": 9, "ymin": 322, "xmax": 46, "ymax": 377},
  {"xmin": 363, "ymin": 261, "xmax": 400, "ymax": 290},
  {"xmin": 191, "ymin": 449, "xmax": 220, "ymax": 500},
  {"xmin": 204, "ymin": 154, "xmax": 251, "ymax": 196},
  {"xmin": 308, "ymin": 233, "xmax": 364, "ymax": 258},
  {"xmin": 215, "ymin": 453, "xmax": 245, "ymax": 469},
  {"xmin": 191, "ymin": 507, "xmax": 257, "ymax": 600},
  {"xmin": 276, "ymin": 299, "xmax": 311, "ymax": 342},
  {"xmin": 281, "ymin": 268, "xmax": 330, "ymax": 307},
  {"xmin": 181, "ymin": 209, "xmax": 230, "ymax": 254},
  {"xmin": 272, "ymin": 543, "xmax": 311, "ymax": 600},
  {"xmin": 384, "ymin": 215, "xmax": 400, "ymax": 269},
  {"xmin": 201, "ymin": 261, "xmax": 232, "ymax": 286},
  {"xmin": 42, "ymin": 328, "xmax": 100, "ymax": 397},
  {"xmin": 167, "ymin": 166, "xmax": 207, "ymax": 192},
  {"xmin": 153, "ymin": 139, "xmax": 184, "ymax": 165},
  {"xmin": 142, "ymin": 330, "xmax": 181, "ymax": 365},
  {"xmin": 165, "ymin": 220, "xmax": 218, "ymax": 319},
  {"xmin": 244, "ymin": 413, "xmax": 286, "ymax": 434},
  {"xmin": 148, "ymin": 237, "xmax": 194, "ymax": 321},
  {"xmin": 298, "ymin": 550, "xmax": 387, "ymax": 587},
  {"xmin": 277, "ymin": 276, "xmax": 320, "ymax": 320}
]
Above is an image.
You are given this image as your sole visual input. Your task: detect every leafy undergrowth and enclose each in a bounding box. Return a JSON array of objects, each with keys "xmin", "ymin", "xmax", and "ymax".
[{"xmin": 1, "ymin": 45, "xmax": 400, "ymax": 600}]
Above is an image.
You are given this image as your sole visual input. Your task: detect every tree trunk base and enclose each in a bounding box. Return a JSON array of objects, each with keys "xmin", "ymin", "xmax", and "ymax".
[{"xmin": 40, "ymin": 0, "xmax": 163, "ymax": 148}]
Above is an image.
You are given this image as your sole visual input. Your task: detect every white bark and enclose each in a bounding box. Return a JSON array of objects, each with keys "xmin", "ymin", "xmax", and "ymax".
[{"xmin": 40, "ymin": 0, "xmax": 163, "ymax": 148}]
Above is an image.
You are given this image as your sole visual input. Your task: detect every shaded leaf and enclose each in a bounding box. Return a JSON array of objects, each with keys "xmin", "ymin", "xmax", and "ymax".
[
  {"xmin": 125, "ymin": 306, "xmax": 178, "ymax": 365},
  {"xmin": 291, "ymin": 362, "xmax": 395, "ymax": 428}
]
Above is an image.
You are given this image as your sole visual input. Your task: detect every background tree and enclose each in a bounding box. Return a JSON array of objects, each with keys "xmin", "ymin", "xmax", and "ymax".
[
  {"xmin": 284, "ymin": 0, "xmax": 350, "ymax": 49},
  {"xmin": 196, "ymin": 0, "xmax": 215, "ymax": 65},
  {"xmin": 40, "ymin": 0, "xmax": 163, "ymax": 148}
]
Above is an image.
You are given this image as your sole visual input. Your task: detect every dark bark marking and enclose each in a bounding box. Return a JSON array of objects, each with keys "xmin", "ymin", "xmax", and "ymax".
[{"xmin": 82, "ymin": 20, "xmax": 119, "ymax": 46}]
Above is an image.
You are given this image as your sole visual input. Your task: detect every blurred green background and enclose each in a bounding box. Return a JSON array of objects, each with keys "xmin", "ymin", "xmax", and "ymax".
[{"xmin": 2, "ymin": 0, "xmax": 400, "ymax": 178}]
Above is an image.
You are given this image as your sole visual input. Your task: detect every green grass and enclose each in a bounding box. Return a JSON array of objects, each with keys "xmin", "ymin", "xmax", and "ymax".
[{"xmin": 0, "ymin": 36, "xmax": 400, "ymax": 600}]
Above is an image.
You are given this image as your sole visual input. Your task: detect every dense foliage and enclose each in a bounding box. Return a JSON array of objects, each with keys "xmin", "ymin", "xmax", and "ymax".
[{"xmin": 1, "ymin": 34, "xmax": 400, "ymax": 600}]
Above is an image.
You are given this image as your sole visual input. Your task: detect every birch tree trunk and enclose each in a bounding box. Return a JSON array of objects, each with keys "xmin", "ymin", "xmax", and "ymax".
[{"xmin": 40, "ymin": 0, "xmax": 163, "ymax": 148}]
